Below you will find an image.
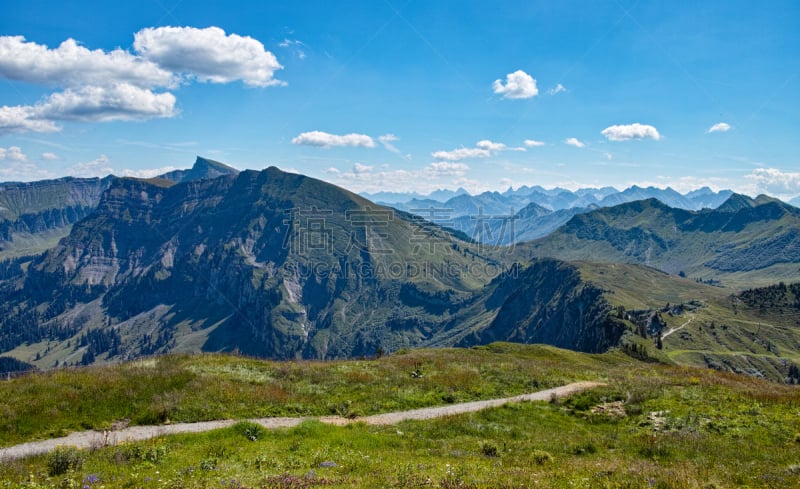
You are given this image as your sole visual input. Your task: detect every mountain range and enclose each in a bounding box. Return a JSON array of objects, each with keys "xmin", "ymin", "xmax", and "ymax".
[
  {"xmin": 0, "ymin": 165, "xmax": 630, "ymax": 368},
  {"xmin": 373, "ymin": 185, "xmax": 737, "ymax": 246},
  {"xmin": 369, "ymin": 184, "xmax": 734, "ymax": 214},
  {"xmin": 523, "ymin": 194, "xmax": 800, "ymax": 288},
  {"xmin": 0, "ymin": 157, "xmax": 799, "ymax": 382}
]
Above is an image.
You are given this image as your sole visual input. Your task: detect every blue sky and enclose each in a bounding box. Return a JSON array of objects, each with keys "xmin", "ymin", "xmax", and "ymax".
[{"xmin": 1, "ymin": 0, "xmax": 798, "ymax": 199}]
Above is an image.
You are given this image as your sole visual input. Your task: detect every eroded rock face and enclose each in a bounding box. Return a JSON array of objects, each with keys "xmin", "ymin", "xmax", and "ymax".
[
  {"xmin": 457, "ymin": 259, "xmax": 624, "ymax": 353},
  {"xmin": 0, "ymin": 177, "xmax": 114, "ymax": 251}
]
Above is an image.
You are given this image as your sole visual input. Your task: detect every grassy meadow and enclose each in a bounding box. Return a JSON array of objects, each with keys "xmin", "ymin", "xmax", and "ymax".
[{"xmin": 1, "ymin": 344, "xmax": 799, "ymax": 488}]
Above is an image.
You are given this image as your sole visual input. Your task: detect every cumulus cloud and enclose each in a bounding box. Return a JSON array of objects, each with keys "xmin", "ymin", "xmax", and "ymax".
[
  {"xmin": 492, "ymin": 70, "xmax": 538, "ymax": 99},
  {"xmin": 0, "ymin": 84, "xmax": 176, "ymax": 134},
  {"xmin": 427, "ymin": 161, "xmax": 469, "ymax": 177},
  {"xmin": 0, "ymin": 27, "xmax": 283, "ymax": 134},
  {"xmin": 120, "ymin": 166, "xmax": 179, "ymax": 178},
  {"xmin": 69, "ymin": 155, "xmax": 114, "ymax": 177},
  {"xmin": 0, "ymin": 36, "xmax": 175, "ymax": 88},
  {"xmin": 476, "ymin": 140, "xmax": 507, "ymax": 151},
  {"xmin": 564, "ymin": 137, "xmax": 585, "ymax": 148},
  {"xmin": 324, "ymin": 161, "xmax": 473, "ymax": 194},
  {"xmin": 548, "ymin": 83, "xmax": 566, "ymax": 95},
  {"xmin": 353, "ymin": 162, "xmax": 373, "ymax": 173},
  {"xmin": 432, "ymin": 147, "xmax": 491, "ymax": 161},
  {"xmin": 708, "ymin": 122, "xmax": 731, "ymax": 133},
  {"xmin": 133, "ymin": 26, "xmax": 284, "ymax": 87},
  {"xmin": 433, "ymin": 139, "xmax": 521, "ymax": 161},
  {"xmin": 41, "ymin": 152, "xmax": 58, "ymax": 160},
  {"xmin": 601, "ymin": 123, "xmax": 661, "ymax": 141},
  {"xmin": 0, "ymin": 161, "xmax": 56, "ymax": 181},
  {"xmin": 0, "ymin": 146, "xmax": 57, "ymax": 181},
  {"xmin": 524, "ymin": 139, "xmax": 545, "ymax": 147},
  {"xmin": 745, "ymin": 167, "xmax": 800, "ymax": 199},
  {"xmin": 291, "ymin": 131, "xmax": 376, "ymax": 148},
  {"xmin": 42, "ymin": 84, "xmax": 177, "ymax": 122},
  {"xmin": 0, "ymin": 105, "xmax": 60, "ymax": 134},
  {"xmin": 0, "ymin": 146, "xmax": 27, "ymax": 161}
]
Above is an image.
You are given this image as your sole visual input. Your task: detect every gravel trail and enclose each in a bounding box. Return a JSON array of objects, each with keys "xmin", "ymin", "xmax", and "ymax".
[
  {"xmin": 0, "ymin": 381, "xmax": 603, "ymax": 462},
  {"xmin": 662, "ymin": 315, "xmax": 694, "ymax": 340}
]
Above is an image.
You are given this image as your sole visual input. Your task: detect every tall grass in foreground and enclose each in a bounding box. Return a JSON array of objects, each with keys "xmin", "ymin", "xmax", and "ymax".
[
  {"xmin": 0, "ymin": 344, "xmax": 622, "ymax": 447},
  {"xmin": 2, "ymin": 344, "xmax": 800, "ymax": 487}
]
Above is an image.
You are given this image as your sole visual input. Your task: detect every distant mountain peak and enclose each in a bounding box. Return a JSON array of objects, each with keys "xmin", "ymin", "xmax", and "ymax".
[
  {"xmin": 716, "ymin": 193, "xmax": 757, "ymax": 212},
  {"xmin": 159, "ymin": 156, "xmax": 239, "ymax": 184},
  {"xmin": 754, "ymin": 194, "xmax": 782, "ymax": 205}
]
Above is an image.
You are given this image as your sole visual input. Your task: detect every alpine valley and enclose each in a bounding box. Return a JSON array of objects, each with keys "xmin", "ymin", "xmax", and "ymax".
[{"xmin": 1, "ymin": 158, "xmax": 799, "ymax": 383}]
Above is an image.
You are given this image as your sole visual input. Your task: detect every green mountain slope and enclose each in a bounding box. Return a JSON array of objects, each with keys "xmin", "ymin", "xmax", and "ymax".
[
  {"xmin": 523, "ymin": 195, "xmax": 800, "ymax": 287},
  {"xmin": 578, "ymin": 261, "xmax": 800, "ymax": 381}
]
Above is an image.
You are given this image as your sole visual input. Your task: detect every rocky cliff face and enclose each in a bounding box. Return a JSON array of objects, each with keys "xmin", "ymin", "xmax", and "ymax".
[
  {"xmin": 0, "ymin": 177, "xmax": 114, "ymax": 253},
  {"xmin": 456, "ymin": 259, "xmax": 624, "ymax": 353}
]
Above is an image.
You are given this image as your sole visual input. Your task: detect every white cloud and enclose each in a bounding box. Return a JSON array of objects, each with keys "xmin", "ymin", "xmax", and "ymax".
[
  {"xmin": 744, "ymin": 167, "xmax": 800, "ymax": 199},
  {"xmin": 492, "ymin": 70, "xmax": 538, "ymax": 99},
  {"xmin": 69, "ymin": 155, "xmax": 114, "ymax": 177},
  {"xmin": 0, "ymin": 146, "xmax": 27, "ymax": 162},
  {"xmin": 353, "ymin": 162, "xmax": 373, "ymax": 173},
  {"xmin": 325, "ymin": 167, "xmax": 340, "ymax": 174},
  {"xmin": 524, "ymin": 139, "xmax": 545, "ymax": 147},
  {"xmin": 0, "ymin": 27, "xmax": 284, "ymax": 134},
  {"xmin": 41, "ymin": 152, "xmax": 58, "ymax": 160},
  {"xmin": 378, "ymin": 133, "xmax": 401, "ymax": 154},
  {"xmin": 291, "ymin": 131, "xmax": 376, "ymax": 148},
  {"xmin": 564, "ymin": 137, "xmax": 585, "ymax": 148},
  {"xmin": 0, "ymin": 161, "xmax": 55, "ymax": 181},
  {"xmin": 120, "ymin": 166, "xmax": 178, "ymax": 178},
  {"xmin": 0, "ymin": 105, "xmax": 60, "ymax": 134},
  {"xmin": 0, "ymin": 84, "xmax": 176, "ymax": 134},
  {"xmin": 433, "ymin": 139, "xmax": 522, "ymax": 161},
  {"xmin": 279, "ymin": 38, "xmax": 307, "ymax": 60},
  {"xmin": 432, "ymin": 147, "xmax": 491, "ymax": 161},
  {"xmin": 708, "ymin": 122, "xmax": 731, "ymax": 133},
  {"xmin": 547, "ymin": 83, "xmax": 566, "ymax": 95},
  {"xmin": 601, "ymin": 123, "xmax": 661, "ymax": 141},
  {"xmin": 648, "ymin": 175, "xmax": 729, "ymax": 194},
  {"xmin": 324, "ymin": 161, "xmax": 475, "ymax": 194},
  {"xmin": 0, "ymin": 36, "xmax": 175, "ymax": 88},
  {"xmin": 426, "ymin": 161, "xmax": 469, "ymax": 177},
  {"xmin": 476, "ymin": 140, "xmax": 507, "ymax": 151},
  {"xmin": 133, "ymin": 26, "xmax": 284, "ymax": 87},
  {"xmin": 41, "ymin": 84, "xmax": 177, "ymax": 122}
]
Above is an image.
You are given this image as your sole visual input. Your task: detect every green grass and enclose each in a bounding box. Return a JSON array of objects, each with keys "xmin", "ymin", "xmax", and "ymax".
[
  {"xmin": 2, "ymin": 349, "xmax": 800, "ymax": 488},
  {"xmin": 0, "ymin": 344, "xmax": 631, "ymax": 448},
  {"xmin": 577, "ymin": 261, "xmax": 800, "ymax": 381},
  {"xmin": 0, "ymin": 228, "xmax": 70, "ymax": 260}
]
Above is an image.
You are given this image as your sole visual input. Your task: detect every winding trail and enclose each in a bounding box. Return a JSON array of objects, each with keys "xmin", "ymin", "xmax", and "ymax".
[
  {"xmin": 662, "ymin": 315, "xmax": 694, "ymax": 340},
  {"xmin": 0, "ymin": 381, "xmax": 603, "ymax": 462}
]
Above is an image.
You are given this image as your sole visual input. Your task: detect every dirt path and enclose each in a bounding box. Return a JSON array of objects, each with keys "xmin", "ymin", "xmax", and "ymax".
[
  {"xmin": 0, "ymin": 381, "xmax": 603, "ymax": 462},
  {"xmin": 662, "ymin": 315, "xmax": 693, "ymax": 340}
]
